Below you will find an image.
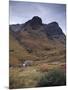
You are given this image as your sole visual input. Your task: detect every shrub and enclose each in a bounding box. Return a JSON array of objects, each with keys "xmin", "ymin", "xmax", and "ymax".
[{"xmin": 37, "ymin": 69, "xmax": 66, "ymax": 87}]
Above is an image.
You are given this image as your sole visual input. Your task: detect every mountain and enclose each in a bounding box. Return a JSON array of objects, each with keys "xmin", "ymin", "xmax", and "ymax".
[{"xmin": 9, "ymin": 16, "xmax": 66, "ymax": 66}]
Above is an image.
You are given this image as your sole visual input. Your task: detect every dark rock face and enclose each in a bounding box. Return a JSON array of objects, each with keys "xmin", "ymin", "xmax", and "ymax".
[
  {"xmin": 22, "ymin": 16, "xmax": 42, "ymax": 30},
  {"xmin": 31, "ymin": 16, "xmax": 42, "ymax": 25},
  {"xmin": 9, "ymin": 16, "xmax": 65, "ymax": 41},
  {"xmin": 30, "ymin": 16, "xmax": 42, "ymax": 29},
  {"xmin": 9, "ymin": 24, "xmax": 22, "ymax": 32},
  {"xmin": 48, "ymin": 22, "xmax": 59, "ymax": 28},
  {"xmin": 47, "ymin": 22, "xmax": 63, "ymax": 35},
  {"xmin": 44, "ymin": 22, "xmax": 64, "ymax": 39}
]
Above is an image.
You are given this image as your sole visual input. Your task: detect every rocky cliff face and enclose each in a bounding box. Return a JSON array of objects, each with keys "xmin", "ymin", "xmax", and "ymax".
[{"xmin": 10, "ymin": 16, "xmax": 65, "ymax": 40}]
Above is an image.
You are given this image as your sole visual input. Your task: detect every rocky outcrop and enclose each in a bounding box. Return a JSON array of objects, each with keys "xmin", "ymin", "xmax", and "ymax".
[{"xmin": 9, "ymin": 16, "xmax": 66, "ymax": 43}]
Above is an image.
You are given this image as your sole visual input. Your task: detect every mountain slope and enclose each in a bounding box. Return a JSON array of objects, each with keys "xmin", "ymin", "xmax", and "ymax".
[{"xmin": 9, "ymin": 16, "xmax": 66, "ymax": 66}]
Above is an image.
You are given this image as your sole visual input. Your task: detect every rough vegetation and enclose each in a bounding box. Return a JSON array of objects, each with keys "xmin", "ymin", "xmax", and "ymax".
[{"xmin": 37, "ymin": 68, "xmax": 66, "ymax": 87}]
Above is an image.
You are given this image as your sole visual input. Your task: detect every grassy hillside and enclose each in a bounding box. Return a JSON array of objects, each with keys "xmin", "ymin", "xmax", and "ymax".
[{"xmin": 9, "ymin": 31, "xmax": 66, "ymax": 66}]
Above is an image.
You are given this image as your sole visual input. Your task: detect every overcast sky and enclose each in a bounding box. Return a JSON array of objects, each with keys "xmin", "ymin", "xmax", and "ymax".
[{"xmin": 9, "ymin": 1, "xmax": 66, "ymax": 34}]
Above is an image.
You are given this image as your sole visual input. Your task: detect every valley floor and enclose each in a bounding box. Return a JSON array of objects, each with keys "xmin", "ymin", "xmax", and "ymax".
[{"xmin": 9, "ymin": 62, "xmax": 66, "ymax": 89}]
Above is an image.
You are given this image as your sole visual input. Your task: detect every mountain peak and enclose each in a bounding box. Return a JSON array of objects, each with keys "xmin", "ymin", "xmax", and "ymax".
[
  {"xmin": 48, "ymin": 22, "xmax": 59, "ymax": 28},
  {"xmin": 47, "ymin": 22, "xmax": 63, "ymax": 36},
  {"xmin": 31, "ymin": 16, "xmax": 42, "ymax": 25}
]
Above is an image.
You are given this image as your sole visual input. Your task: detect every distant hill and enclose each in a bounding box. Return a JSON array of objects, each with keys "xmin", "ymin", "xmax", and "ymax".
[{"xmin": 9, "ymin": 16, "xmax": 66, "ymax": 66}]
